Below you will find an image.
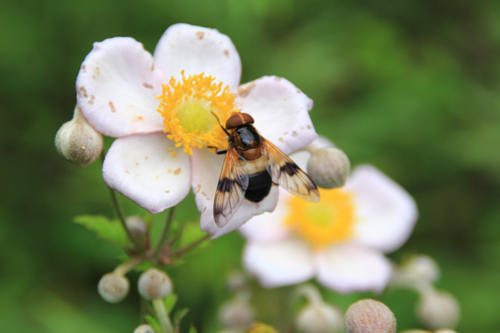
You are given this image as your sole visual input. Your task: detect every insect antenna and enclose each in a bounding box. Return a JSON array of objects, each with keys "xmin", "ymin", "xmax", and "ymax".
[{"xmin": 211, "ymin": 112, "xmax": 231, "ymax": 136}]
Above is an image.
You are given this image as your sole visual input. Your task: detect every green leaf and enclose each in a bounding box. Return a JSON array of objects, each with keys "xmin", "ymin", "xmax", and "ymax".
[
  {"xmin": 188, "ymin": 324, "xmax": 198, "ymax": 333},
  {"xmin": 145, "ymin": 315, "xmax": 161, "ymax": 333},
  {"xmin": 163, "ymin": 294, "xmax": 178, "ymax": 313},
  {"xmin": 73, "ymin": 215, "xmax": 132, "ymax": 248},
  {"xmin": 173, "ymin": 308, "xmax": 189, "ymax": 325}
]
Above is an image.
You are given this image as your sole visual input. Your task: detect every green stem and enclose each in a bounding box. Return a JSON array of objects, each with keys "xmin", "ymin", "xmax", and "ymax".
[
  {"xmin": 153, "ymin": 298, "xmax": 174, "ymax": 333},
  {"xmin": 101, "ymin": 152, "xmax": 142, "ymax": 252},
  {"xmin": 170, "ymin": 234, "xmax": 211, "ymax": 258},
  {"xmin": 153, "ymin": 207, "xmax": 176, "ymax": 261},
  {"xmin": 113, "ymin": 257, "xmax": 143, "ymax": 276}
]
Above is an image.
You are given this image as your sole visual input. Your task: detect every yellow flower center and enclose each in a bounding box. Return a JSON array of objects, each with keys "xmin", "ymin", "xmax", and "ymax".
[
  {"xmin": 283, "ymin": 188, "xmax": 357, "ymax": 249},
  {"xmin": 157, "ymin": 71, "xmax": 238, "ymax": 155}
]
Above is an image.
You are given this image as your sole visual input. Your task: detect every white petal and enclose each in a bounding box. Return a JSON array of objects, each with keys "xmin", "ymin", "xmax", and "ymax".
[
  {"xmin": 235, "ymin": 76, "xmax": 317, "ymax": 155},
  {"xmin": 103, "ymin": 133, "xmax": 191, "ymax": 213},
  {"xmin": 243, "ymin": 238, "xmax": 315, "ymax": 288},
  {"xmin": 345, "ymin": 165, "xmax": 418, "ymax": 252},
  {"xmin": 315, "ymin": 244, "xmax": 392, "ymax": 294},
  {"xmin": 192, "ymin": 148, "xmax": 278, "ymax": 238},
  {"xmin": 154, "ymin": 24, "xmax": 241, "ymax": 91},
  {"xmin": 239, "ymin": 189, "xmax": 293, "ymax": 243},
  {"xmin": 76, "ymin": 37, "xmax": 166, "ymax": 137}
]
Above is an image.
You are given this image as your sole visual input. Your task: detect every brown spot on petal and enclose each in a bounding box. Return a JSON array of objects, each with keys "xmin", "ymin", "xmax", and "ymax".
[
  {"xmin": 89, "ymin": 95, "xmax": 95, "ymax": 105},
  {"xmin": 278, "ymin": 137, "xmax": 284, "ymax": 143},
  {"xmin": 79, "ymin": 86, "xmax": 88, "ymax": 98},
  {"xmin": 206, "ymin": 197, "xmax": 210, "ymax": 200},
  {"xmin": 238, "ymin": 82, "xmax": 256, "ymax": 98},
  {"xmin": 125, "ymin": 170, "xmax": 130, "ymax": 174},
  {"xmin": 168, "ymin": 169, "xmax": 173, "ymax": 173},
  {"xmin": 81, "ymin": 64, "xmax": 86, "ymax": 73},
  {"xmin": 202, "ymin": 207, "xmax": 207, "ymax": 213},
  {"xmin": 274, "ymin": 77, "xmax": 281, "ymax": 81},
  {"xmin": 173, "ymin": 168, "xmax": 181, "ymax": 175},
  {"xmin": 151, "ymin": 63, "xmax": 154, "ymax": 71},
  {"xmin": 196, "ymin": 31, "xmax": 205, "ymax": 40},
  {"xmin": 196, "ymin": 184, "xmax": 201, "ymax": 193},
  {"xmin": 307, "ymin": 125, "xmax": 312, "ymax": 129},
  {"xmin": 145, "ymin": 156, "xmax": 149, "ymax": 160},
  {"xmin": 136, "ymin": 162, "xmax": 139, "ymax": 166},
  {"xmin": 223, "ymin": 49, "xmax": 230, "ymax": 58},
  {"xmin": 292, "ymin": 131, "xmax": 298, "ymax": 137},
  {"xmin": 165, "ymin": 190, "xmax": 170, "ymax": 193},
  {"xmin": 284, "ymin": 132, "xmax": 288, "ymax": 135},
  {"xmin": 297, "ymin": 89, "xmax": 301, "ymax": 94},
  {"xmin": 201, "ymin": 191, "xmax": 207, "ymax": 197},
  {"xmin": 93, "ymin": 66, "xmax": 100, "ymax": 79},
  {"xmin": 142, "ymin": 83, "xmax": 153, "ymax": 89},
  {"xmin": 256, "ymin": 204, "xmax": 260, "ymax": 209},
  {"xmin": 109, "ymin": 101, "xmax": 116, "ymax": 112}
]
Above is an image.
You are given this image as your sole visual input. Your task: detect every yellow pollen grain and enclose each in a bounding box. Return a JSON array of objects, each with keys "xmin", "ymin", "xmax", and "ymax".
[
  {"xmin": 284, "ymin": 188, "xmax": 357, "ymax": 249},
  {"xmin": 157, "ymin": 71, "xmax": 239, "ymax": 155}
]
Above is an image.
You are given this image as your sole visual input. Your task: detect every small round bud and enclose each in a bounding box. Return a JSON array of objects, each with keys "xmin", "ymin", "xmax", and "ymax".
[
  {"xmin": 226, "ymin": 271, "xmax": 247, "ymax": 292},
  {"xmin": 296, "ymin": 302, "xmax": 343, "ymax": 333},
  {"xmin": 218, "ymin": 298, "xmax": 254, "ymax": 327},
  {"xmin": 134, "ymin": 324, "xmax": 156, "ymax": 333},
  {"xmin": 416, "ymin": 289, "xmax": 460, "ymax": 330},
  {"xmin": 126, "ymin": 216, "xmax": 147, "ymax": 247},
  {"xmin": 393, "ymin": 255, "xmax": 440, "ymax": 289},
  {"xmin": 138, "ymin": 268, "xmax": 172, "ymax": 300},
  {"xmin": 55, "ymin": 105, "xmax": 103, "ymax": 167},
  {"xmin": 307, "ymin": 147, "xmax": 350, "ymax": 189},
  {"xmin": 246, "ymin": 323, "xmax": 279, "ymax": 333},
  {"xmin": 98, "ymin": 273, "xmax": 130, "ymax": 303},
  {"xmin": 344, "ymin": 299, "xmax": 396, "ymax": 333}
]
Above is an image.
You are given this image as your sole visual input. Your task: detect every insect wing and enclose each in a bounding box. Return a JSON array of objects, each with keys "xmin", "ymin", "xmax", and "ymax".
[
  {"xmin": 262, "ymin": 138, "xmax": 320, "ymax": 202},
  {"xmin": 213, "ymin": 147, "xmax": 249, "ymax": 227}
]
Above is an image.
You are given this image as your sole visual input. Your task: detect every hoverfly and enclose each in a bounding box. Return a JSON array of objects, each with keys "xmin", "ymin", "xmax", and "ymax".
[{"xmin": 212, "ymin": 112, "xmax": 320, "ymax": 227}]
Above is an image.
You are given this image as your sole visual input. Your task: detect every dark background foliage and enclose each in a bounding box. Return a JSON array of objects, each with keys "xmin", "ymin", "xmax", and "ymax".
[{"xmin": 1, "ymin": 0, "xmax": 500, "ymax": 332}]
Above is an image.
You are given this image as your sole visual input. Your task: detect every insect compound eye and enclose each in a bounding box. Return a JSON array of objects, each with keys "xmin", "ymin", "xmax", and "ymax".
[{"xmin": 225, "ymin": 113, "xmax": 255, "ymax": 129}]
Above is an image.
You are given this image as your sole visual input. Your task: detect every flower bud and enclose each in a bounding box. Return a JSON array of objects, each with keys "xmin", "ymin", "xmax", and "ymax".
[
  {"xmin": 344, "ymin": 299, "xmax": 396, "ymax": 333},
  {"xmin": 416, "ymin": 289, "xmax": 460, "ymax": 330},
  {"xmin": 134, "ymin": 324, "xmax": 156, "ymax": 333},
  {"xmin": 393, "ymin": 255, "xmax": 440, "ymax": 289},
  {"xmin": 98, "ymin": 273, "xmax": 130, "ymax": 303},
  {"xmin": 307, "ymin": 147, "xmax": 350, "ymax": 189},
  {"xmin": 246, "ymin": 323, "xmax": 278, "ymax": 333},
  {"xmin": 226, "ymin": 271, "xmax": 247, "ymax": 292},
  {"xmin": 126, "ymin": 216, "xmax": 147, "ymax": 247},
  {"xmin": 55, "ymin": 105, "xmax": 103, "ymax": 167},
  {"xmin": 218, "ymin": 297, "xmax": 254, "ymax": 328},
  {"xmin": 296, "ymin": 302, "xmax": 343, "ymax": 333},
  {"xmin": 138, "ymin": 268, "xmax": 172, "ymax": 300}
]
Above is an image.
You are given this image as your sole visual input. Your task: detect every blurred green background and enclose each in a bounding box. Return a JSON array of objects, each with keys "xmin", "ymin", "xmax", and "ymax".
[{"xmin": 2, "ymin": 0, "xmax": 500, "ymax": 332}]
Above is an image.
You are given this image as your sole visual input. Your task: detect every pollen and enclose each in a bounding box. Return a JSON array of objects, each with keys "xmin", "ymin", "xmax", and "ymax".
[
  {"xmin": 283, "ymin": 188, "xmax": 357, "ymax": 249},
  {"xmin": 157, "ymin": 71, "xmax": 238, "ymax": 155}
]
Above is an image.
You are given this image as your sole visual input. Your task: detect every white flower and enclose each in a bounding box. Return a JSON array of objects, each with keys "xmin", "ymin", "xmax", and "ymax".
[
  {"xmin": 75, "ymin": 24, "xmax": 317, "ymax": 237},
  {"xmin": 240, "ymin": 164, "xmax": 418, "ymax": 293}
]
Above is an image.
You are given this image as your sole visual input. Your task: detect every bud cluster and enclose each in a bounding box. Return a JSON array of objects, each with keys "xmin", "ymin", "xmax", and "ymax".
[
  {"xmin": 218, "ymin": 272, "xmax": 254, "ymax": 330},
  {"xmin": 389, "ymin": 254, "xmax": 460, "ymax": 331}
]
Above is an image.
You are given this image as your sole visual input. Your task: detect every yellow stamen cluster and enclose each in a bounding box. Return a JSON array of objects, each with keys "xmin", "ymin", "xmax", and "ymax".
[
  {"xmin": 284, "ymin": 188, "xmax": 357, "ymax": 249},
  {"xmin": 157, "ymin": 71, "xmax": 238, "ymax": 155}
]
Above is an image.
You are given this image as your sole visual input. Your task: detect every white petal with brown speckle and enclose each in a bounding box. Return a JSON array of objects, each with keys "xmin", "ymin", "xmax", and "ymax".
[
  {"xmin": 76, "ymin": 37, "xmax": 166, "ymax": 137},
  {"xmin": 103, "ymin": 133, "xmax": 191, "ymax": 213}
]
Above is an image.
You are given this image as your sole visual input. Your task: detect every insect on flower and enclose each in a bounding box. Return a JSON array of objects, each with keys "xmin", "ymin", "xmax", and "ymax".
[{"xmin": 211, "ymin": 112, "xmax": 320, "ymax": 227}]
